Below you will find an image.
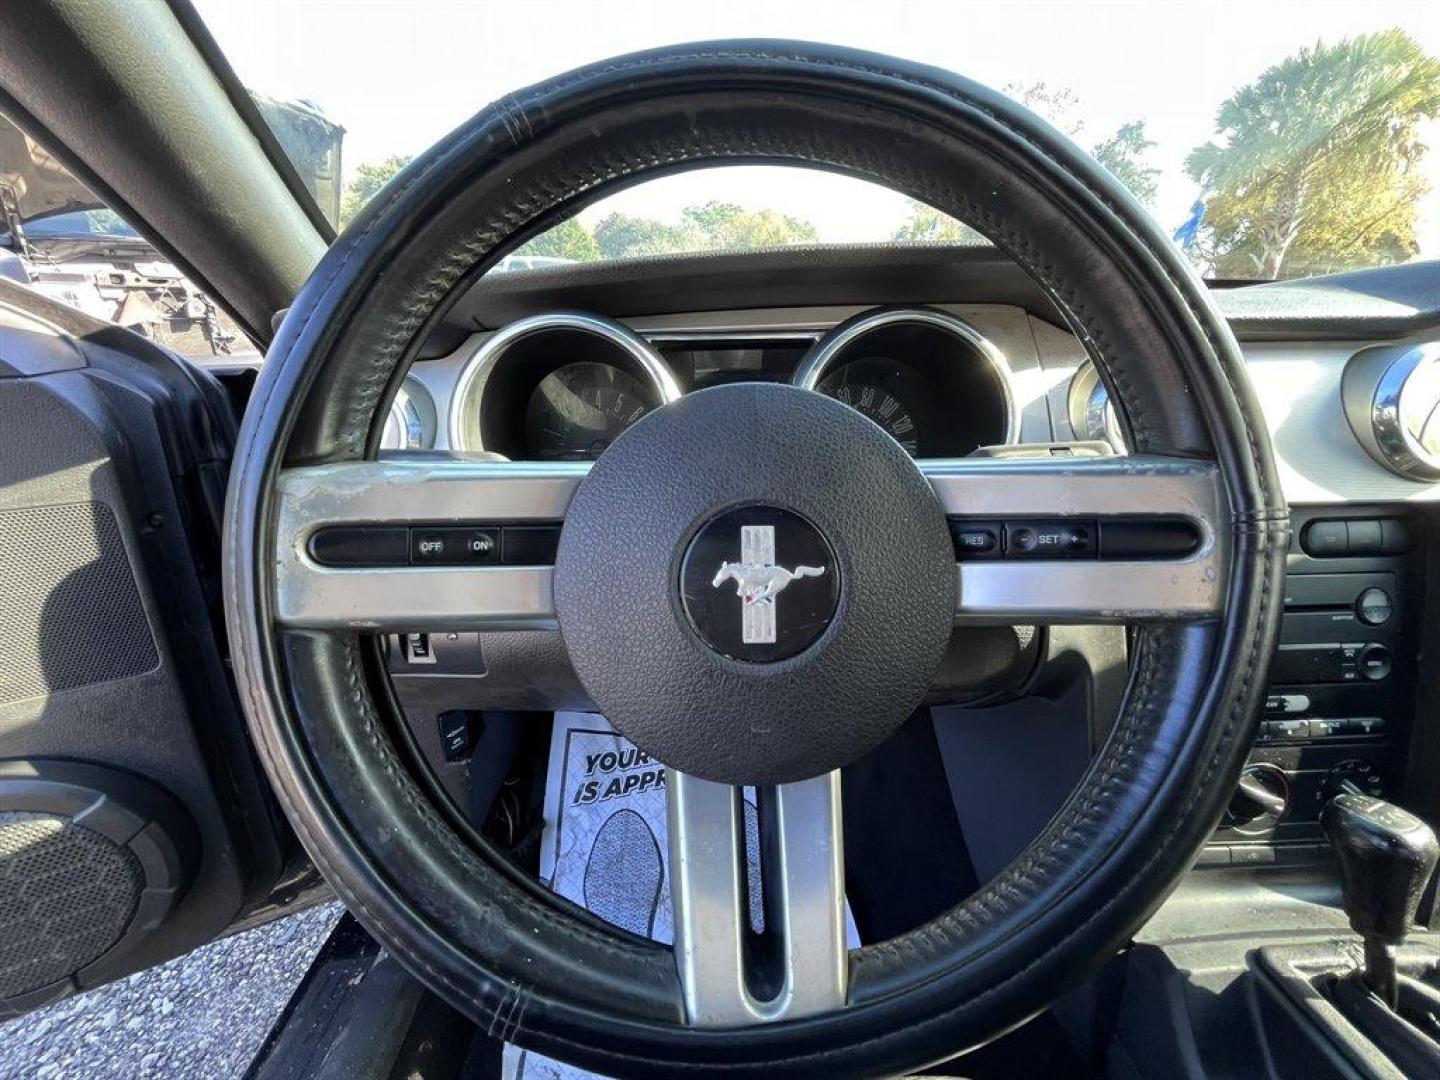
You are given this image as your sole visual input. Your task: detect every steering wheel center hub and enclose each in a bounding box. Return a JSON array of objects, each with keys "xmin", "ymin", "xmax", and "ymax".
[{"xmin": 554, "ymin": 382, "xmax": 955, "ymax": 785}]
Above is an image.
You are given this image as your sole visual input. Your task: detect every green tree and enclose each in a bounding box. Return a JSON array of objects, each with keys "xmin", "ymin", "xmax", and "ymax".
[
  {"xmin": 515, "ymin": 217, "xmax": 600, "ymax": 261},
  {"xmin": 681, "ymin": 200, "xmax": 819, "ymax": 250},
  {"xmin": 591, "ymin": 201, "xmax": 820, "ymax": 259},
  {"xmin": 339, "ymin": 154, "xmax": 412, "ymax": 229},
  {"xmin": 593, "ymin": 212, "xmax": 690, "ymax": 259},
  {"xmin": 1093, "ymin": 121, "xmax": 1160, "ymax": 206},
  {"xmin": 889, "ymin": 199, "xmax": 984, "ymax": 243},
  {"xmin": 679, "ymin": 200, "xmax": 747, "ymax": 234},
  {"xmin": 1186, "ymin": 30, "xmax": 1440, "ymax": 279}
]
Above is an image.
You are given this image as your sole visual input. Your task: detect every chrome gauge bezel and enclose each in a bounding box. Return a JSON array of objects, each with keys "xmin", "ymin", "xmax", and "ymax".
[
  {"xmin": 379, "ymin": 377, "xmax": 437, "ymax": 450},
  {"xmin": 1371, "ymin": 342, "xmax": 1440, "ymax": 481},
  {"xmin": 1065, "ymin": 361, "xmax": 1127, "ymax": 452},
  {"xmin": 447, "ymin": 310, "xmax": 682, "ymax": 454},
  {"xmin": 792, "ymin": 307, "xmax": 1020, "ymax": 450},
  {"xmin": 1342, "ymin": 340, "xmax": 1440, "ymax": 483}
]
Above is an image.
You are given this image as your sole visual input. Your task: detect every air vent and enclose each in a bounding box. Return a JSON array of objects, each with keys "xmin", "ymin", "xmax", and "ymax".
[{"xmin": 1341, "ymin": 342, "xmax": 1440, "ymax": 482}]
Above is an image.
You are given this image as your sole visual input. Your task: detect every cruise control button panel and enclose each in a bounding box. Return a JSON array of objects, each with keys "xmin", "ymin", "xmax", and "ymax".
[
  {"xmin": 308, "ymin": 523, "xmax": 562, "ymax": 567},
  {"xmin": 949, "ymin": 517, "xmax": 1198, "ymax": 561}
]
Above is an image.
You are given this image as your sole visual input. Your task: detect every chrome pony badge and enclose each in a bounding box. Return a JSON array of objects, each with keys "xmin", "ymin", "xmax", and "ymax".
[{"xmin": 711, "ymin": 525, "xmax": 827, "ymax": 644}]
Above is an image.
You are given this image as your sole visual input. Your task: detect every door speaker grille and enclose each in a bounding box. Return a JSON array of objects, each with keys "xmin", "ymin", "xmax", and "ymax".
[{"xmin": 0, "ymin": 811, "xmax": 143, "ymax": 998}]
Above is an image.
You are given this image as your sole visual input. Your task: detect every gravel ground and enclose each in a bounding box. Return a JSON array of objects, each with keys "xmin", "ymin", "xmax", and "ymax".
[{"xmin": 0, "ymin": 902, "xmax": 344, "ymax": 1080}]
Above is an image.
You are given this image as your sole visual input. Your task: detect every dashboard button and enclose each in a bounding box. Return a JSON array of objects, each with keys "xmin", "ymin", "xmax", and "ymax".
[
  {"xmin": 1302, "ymin": 520, "xmax": 1348, "ymax": 557},
  {"xmin": 1196, "ymin": 846, "xmax": 1232, "ymax": 867},
  {"xmin": 951, "ymin": 524, "xmax": 1000, "ymax": 558},
  {"xmin": 1346, "ymin": 519, "xmax": 1383, "ymax": 556},
  {"xmin": 1309, "ymin": 718, "xmax": 1347, "ymax": 739},
  {"xmin": 1265, "ymin": 693, "xmax": 1310, "ymax": 715},
  {"xmin": 1268, "ymin": 718, "xmax": 1310, "ymax": 740},
  {"xmin": 1344, "ymin": 717, "xmax": 1388, "ymax": 736},
  {"xmin": 1231, "ymin": 845, "xmax": 1277, "ymax": 866},
  {"xmin": 411, "ymin": 527, "xmax": 499, "ymax": 565},
  {"xmin": 1381, "ymin": 518, "xmax": 1410, "ymax": 554}
]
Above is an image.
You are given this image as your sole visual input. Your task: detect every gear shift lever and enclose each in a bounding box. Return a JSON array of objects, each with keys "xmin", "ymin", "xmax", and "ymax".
[{"xmin": 1321, "ymin": 793, "xmax": 1439, "ymax": 1009}]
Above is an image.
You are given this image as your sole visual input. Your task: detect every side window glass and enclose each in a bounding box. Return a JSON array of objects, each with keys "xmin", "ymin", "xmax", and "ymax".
[{"xmin": 0, "ymin": 111, "xmax": 257, "ymax": 361}]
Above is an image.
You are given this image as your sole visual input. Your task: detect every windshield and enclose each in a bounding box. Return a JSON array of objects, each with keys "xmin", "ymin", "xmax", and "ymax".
[
  {"xmin": 197, "ymin": 0, "xmax": 1440, "ymax": 282},
  {"xmin": 21, "ymin": 208, "xmax": 143, "ymax": 240}
]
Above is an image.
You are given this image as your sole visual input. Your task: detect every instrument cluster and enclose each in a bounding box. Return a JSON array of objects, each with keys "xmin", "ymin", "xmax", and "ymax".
[{"xmin": 441, "ymin": 306, "xmax": 1019, "ymax": 461}]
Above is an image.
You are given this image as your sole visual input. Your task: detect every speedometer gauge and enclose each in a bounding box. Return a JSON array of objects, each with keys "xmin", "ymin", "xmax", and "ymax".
[
  {"xmin": 525, "ymin": 361, "xmax": 654, "ymax": 460},
  {"xmin": 817, "ymin": 360, "xmax": 921, "ymax": 455}
]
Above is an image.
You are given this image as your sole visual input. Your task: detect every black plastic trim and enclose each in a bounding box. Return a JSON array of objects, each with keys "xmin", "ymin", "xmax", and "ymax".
[
  {"xmin": 307, "ymin": 523, "xmax": 562, "ymax": 567},
  {"xmin": 442, "ymin": 245, "xmax": 1440, "ymax": 346},
  {"xmin": 165, "ymin": 0, "xmax": 337, "ymax": 244}
]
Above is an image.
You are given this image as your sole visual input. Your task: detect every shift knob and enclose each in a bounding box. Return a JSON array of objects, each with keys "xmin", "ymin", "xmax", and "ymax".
[
  {"xmin": 1322, "ymin": 793, "xmax": 1439, "ymax": 1008},
  {"xmin": 1322, "ymin": 793, "xmax": 1439, "ymax": 945}
]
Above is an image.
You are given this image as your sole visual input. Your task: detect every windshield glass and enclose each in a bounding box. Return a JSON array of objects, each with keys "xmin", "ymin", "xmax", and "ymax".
[
  {"xmin": 197, "ymin": 0, "xmax": 1440, "ymax": 282},
  {"xmin": 22, "ymin": 209, "xmax": 143, "ymax": 240}
]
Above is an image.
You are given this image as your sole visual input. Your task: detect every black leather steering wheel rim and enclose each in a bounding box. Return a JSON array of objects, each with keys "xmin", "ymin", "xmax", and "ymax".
[{"xmin": 223, "ymin": 41, "xmax": 1288, "ymax": 1078}]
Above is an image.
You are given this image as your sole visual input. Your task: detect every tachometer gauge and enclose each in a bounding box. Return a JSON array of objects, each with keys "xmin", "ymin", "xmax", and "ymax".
[
  {"xmin": 817, "ymin": 361, "xmax": 920, "ymax": 455},
  {"xmin": 525, "ymin": 361, "xmax": 654, "ymax": 460}
]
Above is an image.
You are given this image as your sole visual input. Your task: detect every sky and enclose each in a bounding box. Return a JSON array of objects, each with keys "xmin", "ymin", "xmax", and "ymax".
[{"xmin": 193, "ymin": 0, "xmax": 1440, "ymax": 253}]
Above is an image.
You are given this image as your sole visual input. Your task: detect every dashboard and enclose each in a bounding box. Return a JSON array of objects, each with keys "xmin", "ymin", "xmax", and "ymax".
[
  {"xmin": 379, "ymin": 294, "xmax": 1440, "ymax": 510},
  {"xmin": 364, "ymin": 248, "xmax": 1440, "ymax": 876}
]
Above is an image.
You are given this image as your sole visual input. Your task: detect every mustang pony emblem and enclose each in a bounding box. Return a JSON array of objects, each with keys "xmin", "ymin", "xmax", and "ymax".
[
  {"xmin": 711, "ymin": 562, "xmax": 827, "ymax": 605},
  {"xmin": 711, "ymin": 524, "xmax": 827, "ymax": 644}
]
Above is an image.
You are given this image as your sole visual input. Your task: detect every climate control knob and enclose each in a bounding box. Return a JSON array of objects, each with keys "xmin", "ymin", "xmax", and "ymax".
[
  {"xmin": 1225, "ymin": 763, "xmax": 1291, "ymax": 835},
  {"xmin": 1320, "ymin": 758, "xmax": 1385, "ymax": 807}
]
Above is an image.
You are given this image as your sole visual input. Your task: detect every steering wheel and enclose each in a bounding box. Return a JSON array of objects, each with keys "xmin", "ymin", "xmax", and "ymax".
[{"xmin": 224, "ymin": 42, "xmax": 1286, "ymax": 1078}]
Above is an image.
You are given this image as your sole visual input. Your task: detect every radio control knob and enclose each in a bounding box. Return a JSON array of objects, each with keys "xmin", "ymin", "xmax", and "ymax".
[
  {"xmin": 1358, "ymin": 643, "xmax": 1393, "ymax": 681},
  {"xmin": 1356, "ymin": 587, "xmax": 1393, "ymax": 626},
  {"xmin": 1225, "ymin": 764, "xmax": 1291, "ymax": 835}
]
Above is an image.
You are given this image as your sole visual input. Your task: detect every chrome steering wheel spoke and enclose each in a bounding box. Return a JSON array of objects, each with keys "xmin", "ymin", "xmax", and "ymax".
[
  {"xmin": 668, "ymin": 770, "xmax": 848, "ymax": 1026},
  {"xmin": 271, "ymin": 452, "xmax": 1228, "ymax": 632},
  {"xmin": 271, "ymin": 457, "xmax": 587, "ymax": 631},
  {"xmin": 922, "ymin": 454, "xmax": 1229, "ymax": 623}
]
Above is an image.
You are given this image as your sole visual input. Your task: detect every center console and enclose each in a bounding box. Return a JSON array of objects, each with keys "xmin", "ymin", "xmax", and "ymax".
[{"xmin": 1206, "ymin": 506, "xmax": 1424, "ymax": 868}]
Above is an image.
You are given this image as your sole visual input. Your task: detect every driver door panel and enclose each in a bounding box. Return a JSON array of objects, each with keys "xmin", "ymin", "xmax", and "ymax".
[{"xmin": 0, "ymin": 281, "xmax": 289, "ymax": 1015}]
